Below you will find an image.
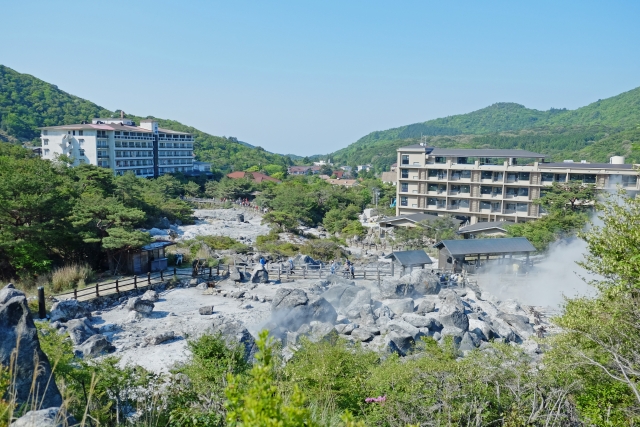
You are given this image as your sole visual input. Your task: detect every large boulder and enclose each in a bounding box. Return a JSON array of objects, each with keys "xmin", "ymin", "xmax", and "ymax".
[
  {"xmin": 438, "ymin": 291, "xmax": 469, "ymax": 332},
  {"xmin": 292, "ymin": 254, "xmax": 319, "ymax": 266},
  {"xmin": 407, "ymin": 269, "xmax": 441, "ymax": 295},
  {"xmin": 379, "ymin": 277, "xmax": 414, "ymax": 299},
  {"xmin": 321, "ymin": 284, "xmax": 360, "ymax": 311},
  {"xmin": 458, "ymin": 331, "xmax": 481, "ymax": 352},
  {"xmin": 402, "ymin": 313, "xmax": 433, "ymax": 329},
  {"xmin": 211, "ymin": 319, "xmax": 258, "ymax": 362},
  {"xmin": 308, "ymin": 321, "xmax": 338, "ymax": 342},
  {"xmin": 251, "ymin": 266, "xmax": 269, "ymax": 283},
  {"xmin": 416, "ymin": 299, "xmax": 436, "ymax": 314},
  {"xmin": 64, "ymin": 318, "xmax": 97, "ymax": 345},
  {"xmin": 497, "ymin": 313, "xmax": 534, "ymax": 338},
  {"xmin": 351, "ymin": 327, "xmax": 374, "ymax": 342},
  {"xmin": 126, "ymin": 297, "xmax": 154, "ymax": 315},
  {"xmin": 387, "ymin": 319, "xmax": 421, "ymax": 340},
  {"xmin": 271, "ymin": 289, "xmax": 337, "ymax": 332},
  {"xmin": 144, "ymin": 331, "xmax": 175, "ymax": 346},
  {"xmin": 141, "ymin": 290, "xmax": 159, "ymax": 302},
  {"xmin": 77, "ymin": 334, "xmax": 115, "ymax": 358},
  {"xmin": 386, "ymin": 331, "xmax": 415, "ymax": 356},
  {"xmin": 343, "ymin": 289, "xmax": 372, "ymax": 314},
  {"xmin": 323, "ymin": 274, "xmax": 355, "ymax": 287},
  {"xmin": 49, "ymin": 299, "xmax": 91, "ymax": 322},
  {"xmin": 229, "ymin": 268, "xmax": 243, "ymax": 283},
  {"xmin": 10, "ymin": 407, "xmax": 76, "ymax": 427},
  {"xmin": 0, "ymin": 285, "xmax": 62, "ymax": 408},
  {"xmin": 385, "ymin": 298, "xmax": 415, "ymax": 316}
]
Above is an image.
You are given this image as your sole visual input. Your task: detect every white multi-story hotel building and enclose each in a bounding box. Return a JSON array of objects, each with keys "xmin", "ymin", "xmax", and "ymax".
[
  {"xmin": 396, "ymin": 144, "xmax": 639, "ymax": 224},
  {"xmin": 39, "ymin": 118, "xmax": 194, "ymax": 177}
]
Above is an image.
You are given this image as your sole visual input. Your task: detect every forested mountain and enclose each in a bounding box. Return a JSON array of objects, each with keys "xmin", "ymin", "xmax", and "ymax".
[
  {"xmin": 332, "ymin": 86, "xmax": 640, "ymax": 171},
  {"xmin": 0, "ymin": 65, "xmax": 293, "ymax": 171}
]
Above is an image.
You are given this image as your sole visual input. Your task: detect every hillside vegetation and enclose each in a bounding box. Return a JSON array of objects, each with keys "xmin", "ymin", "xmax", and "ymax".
[
  {"xmin": 332, "ymin": 87, "xmax": 640, "ymax": 171},
  {"xmin": 0, "ymin": 65, "xmax": 292, "ymax": 171}
]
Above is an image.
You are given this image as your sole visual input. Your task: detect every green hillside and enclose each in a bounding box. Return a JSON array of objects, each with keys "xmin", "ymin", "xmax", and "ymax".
[
  {"xmin": 332, "ymin": 87, "xmax": 640, "ymax": 171},
  {"xmin": 0, "ymin": 65, "xmax": 292, "ymax": 172}
]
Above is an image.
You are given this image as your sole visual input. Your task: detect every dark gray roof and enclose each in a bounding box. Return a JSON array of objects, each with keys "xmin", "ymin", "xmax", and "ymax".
[
  {"xmin": 541, "ymin": 162, "xmax": 633, "ymax": 170},
  {"xmin": 434, "ymin": 237, "xmax": 536, "ymax": 255},
  {"xmin": 458, "ymin": 221, "xmax": 513, "ymax": 234},
  {"xmin": 141, "ymin": 241, "xmax": 175, "ymax": 251},
  {"xmin": 385, "ymin": 250, "xmax": 433, "ymax": 266},
  {"xmin": 379, "ymin": 213, "xmax": 463, "ymax": 227},
  {"xmin": 429, "ymin": 148, "xmax": 546, "ymax": 158}
]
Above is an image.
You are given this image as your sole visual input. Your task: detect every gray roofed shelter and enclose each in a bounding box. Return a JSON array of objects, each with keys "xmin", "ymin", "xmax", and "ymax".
[
  {"xmin": 433, "ymin": 237, "xmax": 536, "ymax": 272},
  {"xmin": 457, "ymin": 221, "xmax": 513, "ymax": 239},
  {"xmin": 385, "ymin": 250, "xmax": 433, "ymax": 275}
]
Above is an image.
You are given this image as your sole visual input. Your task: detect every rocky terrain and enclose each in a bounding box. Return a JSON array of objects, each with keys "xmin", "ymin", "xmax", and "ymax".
[{"xmin": 42, "ymin": 267, "xmax": 549, "ymax": 375}]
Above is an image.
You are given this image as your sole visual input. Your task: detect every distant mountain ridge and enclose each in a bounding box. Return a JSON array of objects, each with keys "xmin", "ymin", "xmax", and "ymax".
[
  {"xmin": 331, "ymin": 86, "xmax": 640, "ymax": 170},
  {"xmin": 0, "ymin": 65, "xmax": 293, "ymax": 171}
]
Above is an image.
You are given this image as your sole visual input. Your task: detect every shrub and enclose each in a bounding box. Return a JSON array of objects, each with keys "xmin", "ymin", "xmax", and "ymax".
[{"xmin": 50, "ymin": 263, "xmax": 94, "ymax": 293}]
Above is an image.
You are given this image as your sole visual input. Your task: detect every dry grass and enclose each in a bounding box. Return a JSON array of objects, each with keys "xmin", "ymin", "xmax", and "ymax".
[{"xmin": 50, "ymin": 264, "xmax": 94, "ymax": 293}]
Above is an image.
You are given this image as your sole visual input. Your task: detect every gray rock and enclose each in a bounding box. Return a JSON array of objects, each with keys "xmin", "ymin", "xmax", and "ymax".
[
  {"xmin": 379, "ymin": 277, "xmax": 414, "ymax": 299},
  {"xmin": 242, "ymin": 303, "xmax": 253, "ymax": 309},
  {"xmin": 10, "ymin": 407, "xmax": 76, "ymax": 427},
  {"xmin": 199, "ymin": 306, "xmax": 215, "ymax": 315},
  {"xmin": 144, "ymin": 331, "xmax": 175, "ymax": 345},
  {"xmin": 210, "ymin": 319, "xmax": 257, "ymax": 362},
  {"xmin": 497, "ymin": 313, "xmax": 534, "ymax": 337},
  {"xmin": 416, "ymin": 299, "xmax": 436, "ymax": 314},
  {"xmin": 229, "ymin": 268, "xmax": 242, "ymax": 282},
  {"xmin": 196, "ymin": 282, "xmax": 208, "ymax": 290},
  {"xmin": 373, "ymin": 304, "xmax": 392, "ymax": 319},
  {"xmin": 141, "ymin": 290, "xmax": 159, "ymax": 302},
  {"xmin": 308, "ymin": 322, "xmax": 338, "ymax": 342},
  {"xmin": 64, "ymin": 318, "xmax": 97, "ymax": 345},
  {"xmin": 272, "ymin": 288, "xmax": 308, "ymax": 310},
  {"xmin": 286, "ymin": 331, "xmax": 299, "ymax": 346},
  {"xmin": 402, "ymin": 313, "xmax": 433, "ymax": 329},
  {"xmin": 408, "ymin": 269, "xmax": 441, "ymax": 295},
  {"xmin": 335, "ymin": 323, "xmax": 355, "ymax": 335},
  {"xmin": 251, "ymin": 267, "xmax": 269, "ymax": 283},
  {"xmin": 231, "ymin": 290, "xmax": 246, "ymax": 299},
  {"xmin": 49, "ymin": 299, "xmax": 91, "ymax": 322},
  {"xmin": 343, "ymin": 289, "xmax": 372, "ymax": 313},
  {"xmin": 386, "ymin": 331, "xmax": 415, "ymax": 356},
  {"xmin": 385, "ymin": 298, "xmax": 415, "ymax": 316},
  {"xmin": 126, "ymin": 297, "xmax": 154, "ymax": 315},
  {"xmin": 323, "ymin": 274, "xmax": 356, "ymax": 287},
  {"xmin": 438, "ymin": 292, "xmax": 469, "ymax": 332},
  {"xmin": 351, "ymin": 327, "xmax": 374, "ymax": 342},
  {"xmin": 458, "ymin": 331, "xmax": 481, "ymax": 352},
  {"xmin": 0, "ymin": 285, "xmax": 62, "ymax": 408},
  {"xmin": 77, "ymin": 334, "xmax": 114, "ymax": 358},
  {"xmin": 388, "ymin": 319, "xmax": 421, "ymax": 340}
]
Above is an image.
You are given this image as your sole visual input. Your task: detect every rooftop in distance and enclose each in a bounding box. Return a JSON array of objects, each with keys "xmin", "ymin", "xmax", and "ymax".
[{"xmin": 398, "ymin": 144, "xmax": 546, "ymax": 158}]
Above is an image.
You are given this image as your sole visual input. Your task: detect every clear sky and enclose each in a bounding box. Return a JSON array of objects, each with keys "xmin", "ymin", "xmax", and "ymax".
[{"xmin": 3, "ymin": 0, "xmax": 640, "ymax": 156}]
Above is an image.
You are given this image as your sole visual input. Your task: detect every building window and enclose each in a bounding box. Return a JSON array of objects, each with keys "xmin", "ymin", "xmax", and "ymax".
[
  {"xmin": 401, "ymin": 169, "xmax": 409, "ymax": 179},
  {"xmin": 401, "ymin": 183, "xmax": 408, "ymax": 192},
  {"xmin": 79, "ymin": 139, "xmax": 84, "ymax": 145},
  {"xmin": 517, "ymin": 203, "xmax": 528, "ymax": 213},
  {"xmin": 541, "ymin": 173, "xmax": 554, "ymax": 182},
  {"xmin": 78, "ymin": 130, "xmax": 83, "ymax": 136},
  {"xmin": 79, "ymin": 149, "xmax": 85, "ymax": 156},
  {"xmin": 44, "ymin": 149, "xmax": 50, "ymax": 155},
  {"xmin": 43, "ymin": 139, "xmax": 49, "ymax": 145},
  {"xmin": 481, "ymin": 171, "xmax": 492, "ymax": 180},
  {"xmin": 400, "ymin": 197, "xmax": 408, "ymax": 206},
  {"xmin": 72, "ymin": 130, "xmax": 76, "ymax": 135},
  {"xmin": 434, "ymin": 157, "xmax": 446, "ymax": 164},
  {"xmin": 518, "ymin": 188, "xmax": 529, "ymax": 197},
  {"xmin": 401, "ymin": 155, "xmax": 409, "ymax": 165},
  {"xmin": 42, "ymin": 130, "xmax": 48, "ymax": 135},
  {"xmin": 518, "ymin": 172, "xmax": 530, "ymax": 181},
  {"xmin": 555, "ymin": 174, "xmax": 567, "ymax": 183},
  {"xmin": 622, "ymin": 175, "xmax": 638, "ymax": 187},
  {"xmin": 461, "ymin": 170, "xmax": 471, "ymax": 179}
]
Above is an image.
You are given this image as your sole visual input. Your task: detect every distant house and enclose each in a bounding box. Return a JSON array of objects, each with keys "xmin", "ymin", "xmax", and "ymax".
[
  {"xmin": 381, "ymin": 171, "xmax": 397, "ymax": 185},
  {"xmin": 357, "ymin": 164, "xmax": 372, "ymax": 172},
  {"xmin": 226, "ymin": 171, "xmax": 280, "ymax": 183},
  {"xmin": 288, "ymin": 165, "xmax": 322, "ymax": 175},
  {"xmin": 457, "ymin": 221, "xmax": 512, "ymax": 239},
  {"xmin": 332, "ymin": 170, "xmax": 344, "ymax": 178},
  {"xmin": 325, "ymin": 178, "xmax": 358, "ymax": 187},
  {"xmin": 390, "ymin": 163, "xmax": 397, "ymax": 172}
]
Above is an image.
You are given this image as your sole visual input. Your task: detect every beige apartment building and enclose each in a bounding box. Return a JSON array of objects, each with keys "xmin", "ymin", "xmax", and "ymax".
[
  {"xmin": 40, "ymin": 118, "xmax": 194, "ymax": 178},
  {"xmin": 396, "ymin": 144, "xmax": 639, "ymax": 224}
]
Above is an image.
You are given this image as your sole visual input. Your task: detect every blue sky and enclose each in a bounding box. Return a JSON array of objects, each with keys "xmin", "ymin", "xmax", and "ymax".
[{"xmin": 3, "ymin": 0, "xmax": 640, "ymax": 155}]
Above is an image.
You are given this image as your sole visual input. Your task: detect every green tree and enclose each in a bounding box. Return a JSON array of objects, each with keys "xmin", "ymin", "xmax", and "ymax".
[
  {"xmin": 225, "ymin": 330, "xmax": 318, "ymax": 427},
  {"xmin": 262, "ymin": 211, "xmax": 299, "ymax": 232}
]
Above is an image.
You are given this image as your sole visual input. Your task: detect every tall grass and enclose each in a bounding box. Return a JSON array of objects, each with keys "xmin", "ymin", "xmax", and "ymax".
[{"xmin": 50, "ymin": 264, "xmax": 94, "ymax": 293}]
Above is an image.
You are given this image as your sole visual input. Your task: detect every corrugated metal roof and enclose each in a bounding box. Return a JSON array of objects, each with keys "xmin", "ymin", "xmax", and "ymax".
[
  {"xmin": 434, "ymin": 237, "xmax": 536, "ymax": 255},
  {"xmin": 458, "ymin": 221, "xmax": 513, "ymax": 234},
  {"xmin": 386, "ymin": 250, "xmax": 433, "ymax": 266},
  {"xmin": 142, "ymin": 241, "xmax": 175, "ymax": 251},
  {"xmin": 379, "ymin": 213, "xmax": 463, "ymax": 226}
]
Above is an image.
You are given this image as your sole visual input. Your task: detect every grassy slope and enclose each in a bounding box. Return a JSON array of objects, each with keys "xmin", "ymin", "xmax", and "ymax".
[{"xmin": 0, "ymin": 65, "xmax": 292, "ymax": 171}]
